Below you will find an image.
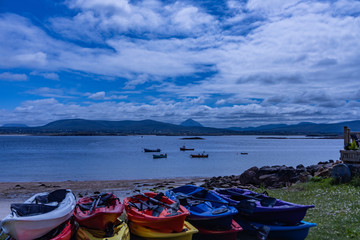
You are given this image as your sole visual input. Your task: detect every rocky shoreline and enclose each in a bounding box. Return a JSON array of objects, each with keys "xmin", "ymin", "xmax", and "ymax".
[{"xmin": 201, "ymin": 160, "xmax": 344, "ymax": 189}]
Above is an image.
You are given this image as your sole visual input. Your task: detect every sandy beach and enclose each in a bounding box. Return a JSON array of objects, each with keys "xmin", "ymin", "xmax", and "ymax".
[{"xmin": 0, "ymin": 177, "xmax": 205, "ymax": 219}]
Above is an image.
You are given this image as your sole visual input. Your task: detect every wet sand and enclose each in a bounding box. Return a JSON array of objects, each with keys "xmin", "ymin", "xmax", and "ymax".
[{"xmin": 0, "ymin": 177, "xmax": 205, "ymax": 219}]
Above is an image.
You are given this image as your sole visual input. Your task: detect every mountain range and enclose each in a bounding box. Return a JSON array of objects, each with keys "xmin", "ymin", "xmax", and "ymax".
[{"xmin": 1, "ymin": 118, "xmax": 359, "ymax": 136}]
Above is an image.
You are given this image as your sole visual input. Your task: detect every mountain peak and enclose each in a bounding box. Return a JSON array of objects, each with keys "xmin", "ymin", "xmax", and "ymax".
[{"xmin": 180, "ymin": 118, "xmax": 203, "ymax": 127}]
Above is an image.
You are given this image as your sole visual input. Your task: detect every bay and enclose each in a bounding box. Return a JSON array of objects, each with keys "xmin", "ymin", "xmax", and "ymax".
[{"xmin": 0, "ymin": 135, "xmax": 343, "ymax": 182}]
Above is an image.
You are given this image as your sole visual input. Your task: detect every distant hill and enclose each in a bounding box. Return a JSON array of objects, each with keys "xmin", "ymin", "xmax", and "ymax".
[
  {"xmin": 3, "ymin": 119, "xmax": 236, "ymax": 136},
  {"xmin": 180, "ymin": 118, "xmax": 203, "ymax": 127},
  {"xmin": 0, "ymin": 118, "xmax": 358, "ymax": 136},
  {"xmin": 229, "ymin": 120, "xmax": 360, "ymax": 135},
  {"xmin": 2, "ymin": 123, "xmax": 28, "ymax": 127}
]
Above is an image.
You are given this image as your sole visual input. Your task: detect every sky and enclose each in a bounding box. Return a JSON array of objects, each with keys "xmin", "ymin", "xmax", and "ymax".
[{"xmin": 1, "ymin": 0, "xmax": 360, "ymax": 128}]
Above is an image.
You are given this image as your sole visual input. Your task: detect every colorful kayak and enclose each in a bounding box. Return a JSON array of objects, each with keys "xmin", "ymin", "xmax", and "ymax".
[
  {"xmin": 76, "ymin": 219, "xmax": 130, "ymax": 240},
  {"xmin": 165, "ymin": 185, "xmax": 238, "ymax": 230},
  {"xmin": 74, "ymin": 193, "xmax": 124, "ymax": 231},
  {"xmin": 236, "ymin": 218, "xmax": 316, "ymax": 240},
  {"xmin": 36, "ymin": 218, "xmax": 75, "ymax": 240},
  {"xmin": 213, "ymin": 188, "xmax": 314, "ymax": 225},
  {"xmin": 124, "ymin": 192, "xmax": 189, "ymax": 233},
  {"xmin": 129, "ymin": 221, "xmax": 198, "ymax": 240},
  {"xmin": 0, "ymin": 189, "xmax": 76, "ymax": 240},
  {"xmin": 193, "ymin": 220, "xmax": 242, "ymax": 240}
]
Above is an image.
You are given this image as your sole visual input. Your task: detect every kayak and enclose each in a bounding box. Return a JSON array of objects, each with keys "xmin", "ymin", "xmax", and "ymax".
[
  {"xmin": 165, "ymin": 185, "xmax": 238, "ymax": 230},
  {"xmin": 0, "ymin": 189, "xmax": 76, "ymax": 240},
  {"xmin": 193, "ymin": 220, "xmax": 242, "ymax": 240},
  {"xmin": 213, "ymin": 188, "xmax": 314, "ymax": 225},
  {"xmin": 74, "ymin": 193, "xmax": 124, "ymax": 230},
  {"xmin": 236, "ymin": 218, "xmax": 316, "ymax": 240},
  {"xmin": 76, "ymin": 219, "xmax": 130, "ymax": 240},
  {"xmin": 37, "ymin": 218, "xmax": 75, "ymax": 240},
  {"xmin": 129, "ymin": 221, "xmax": 198, "ymax": 240},
  {"xmin": 123, "ymin": 192, "xmax": 189, "ymax": 233}
]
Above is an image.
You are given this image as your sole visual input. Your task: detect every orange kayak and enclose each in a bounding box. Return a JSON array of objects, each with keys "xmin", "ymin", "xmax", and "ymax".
[{"xmin": 124, "ymin": 192, "xmax": 189, "ymax": 233}]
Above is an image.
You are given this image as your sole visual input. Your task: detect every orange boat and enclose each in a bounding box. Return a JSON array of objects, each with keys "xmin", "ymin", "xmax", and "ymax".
[
  {"xmin": 124, "ymin": 192, "xmax": 190, "ymax": 233},
  {"xmin": 74, "ymin": 193, "xmax": 124, "ymax": 231}
]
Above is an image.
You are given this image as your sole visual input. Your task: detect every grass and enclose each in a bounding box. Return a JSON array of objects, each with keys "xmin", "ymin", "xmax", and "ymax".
[
  {"xmin": 265, "ymin": 177, "xmax": 360, "ymax": 239},
  {"xmin": 1, "ymin": 178, "xmax": 359, "ymax": 240}
]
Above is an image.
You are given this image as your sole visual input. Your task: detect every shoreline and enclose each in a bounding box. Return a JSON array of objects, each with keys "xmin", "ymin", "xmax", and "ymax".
[{"xmin": 0, "ymin": 177, "xmax": 206, "ymax": 219}]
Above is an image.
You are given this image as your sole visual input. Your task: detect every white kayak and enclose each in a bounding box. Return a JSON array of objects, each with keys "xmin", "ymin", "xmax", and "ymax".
[{"xmin": 0, "ymin": 189, "xmax": 76, "ymax": 240}]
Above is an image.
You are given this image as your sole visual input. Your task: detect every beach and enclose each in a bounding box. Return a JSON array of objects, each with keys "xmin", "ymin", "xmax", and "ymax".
[{"xmin": 0, "ymin": 177, "xmax": 205, "ymax": 219}]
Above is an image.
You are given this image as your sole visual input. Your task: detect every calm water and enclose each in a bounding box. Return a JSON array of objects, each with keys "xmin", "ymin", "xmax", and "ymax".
[{"xmin": 0, "ymin": 135, "xmax": 343, "ymax": 182}]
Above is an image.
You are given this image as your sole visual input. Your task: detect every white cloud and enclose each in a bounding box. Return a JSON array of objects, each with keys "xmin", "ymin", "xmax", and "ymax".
[
  {"xmin": 88, "ymin": 91, "xmax": 106, "ymax": 100},
  {"xmin": 0, "ymin": 72, "xmax": 28, "ymax": 81}
]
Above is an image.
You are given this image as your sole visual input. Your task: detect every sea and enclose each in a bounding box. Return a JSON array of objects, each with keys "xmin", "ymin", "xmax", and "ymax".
[{"xmin": 0, "ymin": 135, "xmax": 343, "ymax": 182}]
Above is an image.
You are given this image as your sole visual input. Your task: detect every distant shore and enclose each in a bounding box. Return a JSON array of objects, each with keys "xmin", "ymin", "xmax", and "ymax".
[{"xmin": 0, "ymin": 177, "xmax": 205, "ymax": 219}]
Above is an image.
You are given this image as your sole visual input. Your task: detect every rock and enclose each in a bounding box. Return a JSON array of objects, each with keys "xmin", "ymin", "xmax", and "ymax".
[{"xmin": 331, "ymin": 163, "xmax": 351, "ymax": 183}]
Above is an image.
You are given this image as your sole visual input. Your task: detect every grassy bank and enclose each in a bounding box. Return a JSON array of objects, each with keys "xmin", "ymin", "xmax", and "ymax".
[{"xmin": 266, "ymin": 177, "xmax": 360, "ymax": 239}]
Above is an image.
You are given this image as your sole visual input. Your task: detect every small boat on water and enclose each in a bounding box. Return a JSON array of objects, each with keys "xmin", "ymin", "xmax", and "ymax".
[
  {"xmin": 180, "ymin": 146, "xmax": 194, "ymax": 151},
  {"xmin": 74, "ymin": 193, "xmax": 124, "ymax": 231},
  {"xmin": 0, "ymin": 189, "xmax": 76, "ymax": 240},
  {"xmin": 213, "ymin": 188, "xmax": 314, "ymax": 225},
  {"xmin": 144, "ymin": 148, "xmax": 161, "ymax": 152},
  {"xmin": 165, "ymin": 185, "xmax": 238, "ymax": 230},
  {"xmin": 123, "ymin": 192, "xmax": 190, "ymax": 233},
  {"xmin": 190, "ymin": 153, "xmax": 208, "ymax": 158},
  {"xmin": 153, "ymin": 153, "xmax": 167, "ymax": 159}
]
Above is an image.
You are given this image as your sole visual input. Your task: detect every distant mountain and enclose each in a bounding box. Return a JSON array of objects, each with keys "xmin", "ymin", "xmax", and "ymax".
[
  {"xmin": 180, "ymin": 118, "xmax": 203, "ymax": 127},
  {"xmin": 2, "ymin": 123, "xmax": 29, "ymax": 127},
  {"xmin": 14, "ymin": 118, "xmax": 236, "ymax": 135},
  {"xmin": 229, "ymin": 124, "xmax": 288, "ymax": 132},
  {"xmin": 0, "ymin": 118, "xmax": 358, "ymax": 136},
  {"xmin": 229, "ymin": 120, "xmax": 360, "ymax": 135}
]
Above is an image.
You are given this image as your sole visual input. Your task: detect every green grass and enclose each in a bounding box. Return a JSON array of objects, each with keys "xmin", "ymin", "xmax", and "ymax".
[{"xmin": 265, "ymin": 178, "xmax": 360, "ymax": 239}]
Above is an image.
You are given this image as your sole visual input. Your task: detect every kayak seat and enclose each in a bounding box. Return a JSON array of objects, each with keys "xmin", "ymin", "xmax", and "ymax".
[
  {"xmin": 11, "ymin": 203, "xmax": 57, "ymax": 217},
  {"xmin": 35, "ymin": 189, "xmax": 69, "ymax": 204},
  {"xmin": 211, "ymin": 207, "xmax": 229, "ymax": 215}
]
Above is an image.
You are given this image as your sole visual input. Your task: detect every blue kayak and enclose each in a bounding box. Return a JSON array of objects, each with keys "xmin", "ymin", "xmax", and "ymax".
[
  {"xmin": 236, "ymin": 217, "xmax": 316, "ymax": 240},
  {"xmin": 165, "ymin": 185, "xmax": 238, "ymax": 230}
]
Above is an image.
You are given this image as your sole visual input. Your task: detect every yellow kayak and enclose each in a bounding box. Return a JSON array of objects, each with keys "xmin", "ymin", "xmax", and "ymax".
[
  {"xmin": 76, "ymin": 219, "xmax": 130, "ymax": 240},
  {"xmin": 129, "ymin": 221, "xmax": 198, "ymax": 240}
]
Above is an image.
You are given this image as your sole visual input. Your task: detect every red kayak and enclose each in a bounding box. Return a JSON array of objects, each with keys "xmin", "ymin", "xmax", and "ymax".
[
  {"xmin": 194, "ymin": 220, "xmax": 243, "ymax": 240},
  {"xmin": 124, "ymin": 192, "xmax": 189, "ymax": 233},
  {"xmin": 50, "ymin": 219, "xmax": 74, "ymax": 240},
  {"xmin": 74, "ymin": 193, "xmax": 124, "ymax": 230}
]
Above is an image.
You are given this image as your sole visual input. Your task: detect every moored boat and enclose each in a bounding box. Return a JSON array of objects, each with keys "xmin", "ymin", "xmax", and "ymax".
[
  {"xmin": 165, "ymin": 185, "xmax": 238, "ymax": 230},
  {"xmin": 128, "ymin": 221, "xmax": 198, "ymax": 240},
  {"xmin": 190, "ymin": 153, "xmax": 208, "ymax": 158},
  {"xmin": 74, "ymin": 193, "xmax": 124, "ymax": 231},
  {"xmin": 144, "ymin": 148, "xmax": 161, "ymax": 152},
  {"xmin": 0, "ymin": 189, "xmax": 76, "ymax": 240},
  {"xmin": 180, "ymin": 146, "xmax": 194, "ymax": 151},
  {"xmin": 213, "ymin": 188, "xmax": 314, "ymax": 225},
  {"xmin": 152, "ymin": 154, "xmax": 167, "ymax": 159},
  {"xmin": 123, "ymin": 192, "xmax": 190, "ymax": 233}
]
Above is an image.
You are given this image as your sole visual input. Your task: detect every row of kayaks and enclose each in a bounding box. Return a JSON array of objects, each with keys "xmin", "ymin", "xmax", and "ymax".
[{"xmin": 0, "ymin": 185, "xmax": 316, "ymax": 240}]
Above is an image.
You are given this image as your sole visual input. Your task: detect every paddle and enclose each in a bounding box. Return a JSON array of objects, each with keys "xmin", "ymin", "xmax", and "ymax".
[
  {"xmin": 224, "ymin": 189, "xmax": 276, "ymax": 207},
  {"xmin": 139, "ymin": 193, "xmax": 180, "ymax": 212},
  {"xmin": 130, "ymin": 196, "xmax": 164, "ymax": 217},
  {"xmin": 87, "ymin": 193, "xmax": 106, "ymax": 215}
]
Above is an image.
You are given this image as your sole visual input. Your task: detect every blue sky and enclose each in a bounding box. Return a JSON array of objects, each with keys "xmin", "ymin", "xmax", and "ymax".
[{"xmin": 1, "ymin": 0, "xmax": 360, "ymax": 128}]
